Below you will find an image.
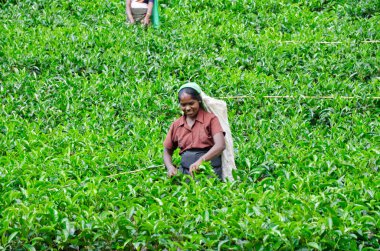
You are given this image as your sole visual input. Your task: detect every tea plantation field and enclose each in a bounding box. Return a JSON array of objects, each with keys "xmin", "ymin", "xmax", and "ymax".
[{"xmin": 0, "ymin": 0, "xmax": 379, "ymax": 250}]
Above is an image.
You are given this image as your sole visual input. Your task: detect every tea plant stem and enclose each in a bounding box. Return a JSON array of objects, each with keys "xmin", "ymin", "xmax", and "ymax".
[
  {"xmin": 280, "ymin": 40, "xmax": 380, "ymax": 44},
  {"xmin": 106, "ymin": 164, "xmax": 164, "ymax": 178},
  {"xmin": 219, "ymin": 95, "xmax": 380, "ymax": 100}
]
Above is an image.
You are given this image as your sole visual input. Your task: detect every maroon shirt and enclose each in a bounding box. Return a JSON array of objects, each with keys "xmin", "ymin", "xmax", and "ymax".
[{"xmin": 164, "ymin": 109, "xmax": 224, "ymax": 154}]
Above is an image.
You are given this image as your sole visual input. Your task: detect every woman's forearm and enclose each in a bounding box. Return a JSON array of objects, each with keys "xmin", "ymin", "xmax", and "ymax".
[
  {"xmin": 201, "ymin": 145, "xmax": 225, "ymax": 163},
  {"xmin": 188, "ymin": 136, "xmax": 225, "ymax": 175},
  {"xmin": 126, "ymin": 0, "xmax": 134, "ymax": 22},
  {"xmin": 163, "ymin": 148, "xmax": 176, "ymax": 169},
  {"xmin": 198, "ymin": 132, "xmax": 226, "ymax": 163},
  {"xmin": 146, "ymin": 2, "xmax": 153, "ymax": 17}
]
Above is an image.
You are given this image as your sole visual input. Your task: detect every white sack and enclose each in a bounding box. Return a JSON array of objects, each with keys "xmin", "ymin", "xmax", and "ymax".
[{"xmin": 201, "ymin": 92, "xmax": 236, "ymax": 181}]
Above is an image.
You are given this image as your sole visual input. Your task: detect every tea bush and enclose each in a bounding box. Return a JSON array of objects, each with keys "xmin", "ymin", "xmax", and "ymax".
[{"xmin": 0, "ymin": 0, "xmax": 379, "ymax": 250}]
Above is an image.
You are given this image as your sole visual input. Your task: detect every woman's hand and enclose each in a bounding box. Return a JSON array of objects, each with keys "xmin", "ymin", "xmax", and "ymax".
[
  {"xmin": 142, "ymin": 16, "xmax": 150, "ymax": 26},
  {"xmin": 164, "ymin": 148, "xmax": 177, "ymax": 177},
  {"xmin": 189, "ymin": 159, "xmax": 203, "ymax": 177},
  {"xmin": 167, "ymin": 166, "xmax": 177, "ymax": 177}
]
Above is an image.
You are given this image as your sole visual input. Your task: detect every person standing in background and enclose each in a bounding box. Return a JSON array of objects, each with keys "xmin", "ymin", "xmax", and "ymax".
[{"xmin": 126, "ymin": 0, "xmax": 154, "ymax": 25}]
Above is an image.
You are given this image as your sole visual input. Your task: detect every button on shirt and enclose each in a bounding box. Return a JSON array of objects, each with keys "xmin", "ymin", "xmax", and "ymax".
[{"xmin": 164, "ymin": 109, "xmax": 224, "ymax": 154}]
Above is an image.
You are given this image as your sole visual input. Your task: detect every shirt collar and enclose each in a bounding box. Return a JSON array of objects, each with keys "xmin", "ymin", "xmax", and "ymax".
[
  {"xmin": 178, "ymin": 108, "xmax": 205, "ymax": 126},
  {"xmin": 195, "ymin": 108, "xmax": 205, "ymax": 123}
]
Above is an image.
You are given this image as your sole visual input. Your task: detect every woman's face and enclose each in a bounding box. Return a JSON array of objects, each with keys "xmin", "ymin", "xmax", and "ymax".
[{"xmin": 179, "ymin": 92, "xmax": 200, "ymax": 119}]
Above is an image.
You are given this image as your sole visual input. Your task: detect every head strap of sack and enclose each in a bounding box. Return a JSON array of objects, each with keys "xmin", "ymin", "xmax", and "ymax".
[{"xmin": 178, "ymin": 82, "xmax": 202, "ymax": 95}]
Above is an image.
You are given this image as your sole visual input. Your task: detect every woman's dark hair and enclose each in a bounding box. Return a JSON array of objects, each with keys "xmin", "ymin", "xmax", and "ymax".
[{"xmin": 178, "ymin": 87, "xmax": 202, "ymax": 103}]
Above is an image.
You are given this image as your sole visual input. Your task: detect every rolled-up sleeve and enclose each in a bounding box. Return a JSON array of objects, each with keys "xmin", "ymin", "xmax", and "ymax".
[
  {"xmin": 210, "ymin": 116, "xmax": 224, "ymax": 137},
  {"xmin": 164, "ymin": 123, "xmax": 177, "ymax": 150}
]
